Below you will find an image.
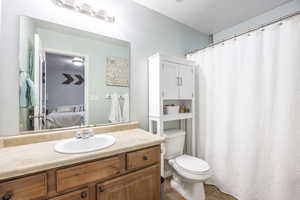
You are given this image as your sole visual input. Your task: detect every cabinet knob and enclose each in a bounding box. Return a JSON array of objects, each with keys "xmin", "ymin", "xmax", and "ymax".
[
  {"xmin": 99, "ymin": 186, "xmax": 104, "ymax": 192},
  {"xmin": 2, "ymin": 191, "xmax": 13, "ymax": 200},
  {"xmin": 143, "ymin": 156, "xmax": 148, "ymax": 161},
  {"xmin": 80, "ymin": 191, "xmax": 87, "ymax": 199}
]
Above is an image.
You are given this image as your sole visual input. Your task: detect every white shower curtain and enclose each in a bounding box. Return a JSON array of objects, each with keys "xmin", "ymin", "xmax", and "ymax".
[{"xmin": 188, "ymin": 15, "xmax": 300, "ymax": 200}]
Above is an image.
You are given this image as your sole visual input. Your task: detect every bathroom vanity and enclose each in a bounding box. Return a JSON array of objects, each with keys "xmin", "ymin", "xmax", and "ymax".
[{"xmin": 0, "ymin": 122, "xmax": 164, "ymax": 200}]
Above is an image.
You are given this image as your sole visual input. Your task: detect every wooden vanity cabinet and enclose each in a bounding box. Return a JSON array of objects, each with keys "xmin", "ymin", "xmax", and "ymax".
[{"xmin": 0, "ymin": 146, "xmax": 161, "ymax": 200}]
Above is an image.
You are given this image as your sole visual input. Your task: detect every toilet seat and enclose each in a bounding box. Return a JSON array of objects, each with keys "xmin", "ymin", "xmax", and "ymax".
[{"xmin": 174, "ymin": 155, "xmax": 210, "ymax": 175}]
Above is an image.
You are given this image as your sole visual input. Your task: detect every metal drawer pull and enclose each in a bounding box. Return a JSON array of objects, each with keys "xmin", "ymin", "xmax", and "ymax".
[
  {"xmin": 143, "ymin": 156, "xmax": 149, "ymax": 161},
  {"xmin": 99, "ymin": 186, "xmax": 104, "ymax": 192},
  {"xmin": 80, "ymin": 191, "xmax": 88, "ymax": 199},
  {"xmin": 2, "ymin": 192, "xmax": 13, "ymax": 200}
]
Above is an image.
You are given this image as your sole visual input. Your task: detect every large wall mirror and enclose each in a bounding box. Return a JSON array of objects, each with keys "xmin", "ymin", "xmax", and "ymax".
[{"xmin": 19, "ymin": 16, "xmax": 130, "ymax": 134}]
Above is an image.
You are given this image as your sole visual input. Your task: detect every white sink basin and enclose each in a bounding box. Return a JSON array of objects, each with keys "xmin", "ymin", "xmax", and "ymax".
[{"xmin": 54, "ymin": 134, "xmax": 116, "ymax": 154}]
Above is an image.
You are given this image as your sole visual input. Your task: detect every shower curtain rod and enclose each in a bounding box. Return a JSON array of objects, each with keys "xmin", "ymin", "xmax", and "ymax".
[{"xmin": 186, "ymin": 10, "xmax": 300, "ymax": 56}]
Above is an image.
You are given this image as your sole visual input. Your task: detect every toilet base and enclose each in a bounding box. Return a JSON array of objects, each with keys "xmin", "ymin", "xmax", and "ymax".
[{"xmin": 170, "ymin": 174, "xmax": 206, "ymax": 200}]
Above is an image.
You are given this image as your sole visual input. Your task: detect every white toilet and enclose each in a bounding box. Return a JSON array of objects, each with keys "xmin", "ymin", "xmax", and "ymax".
[{"xmin": 164, "ymin": 129, "xmax": 213, "ymax": 200}]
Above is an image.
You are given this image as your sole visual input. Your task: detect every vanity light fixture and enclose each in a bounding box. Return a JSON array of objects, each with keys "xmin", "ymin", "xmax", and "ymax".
[
  {"xmin": 78, "ymin": 3, "xmax": 93, "ymax": 15},
  {"xmin": 72, "ymin": 57, "xmax": 84, "ymax": 66},
  {"xmin": 61, "ymin": 0, "xmax": 77, "ymax": 9},
  {"xmin": 52, "ymin": 0, "xmax": 115, "ymax": 23}
]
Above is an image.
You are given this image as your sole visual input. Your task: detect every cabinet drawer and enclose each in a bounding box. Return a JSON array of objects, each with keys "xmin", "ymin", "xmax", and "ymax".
[
  {"xmin": 0, "ymin": 173, "xmax": 47, "ymax": 200},
  {"xmin": 126, "ymin": 146, "xmax": 160, "ymax": 171},
  {"xmin": 50, "ymin": 188, "xmax": 89, "ymax": 200},
  {"xmin": 56, "ymin": 155, "xmax": 124, "ymax": 192}
]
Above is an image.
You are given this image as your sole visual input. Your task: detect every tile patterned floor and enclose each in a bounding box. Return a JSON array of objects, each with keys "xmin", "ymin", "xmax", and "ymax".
[{"xmin": 164, "ymin": 178, "xmax": 238, "ymax": 200}]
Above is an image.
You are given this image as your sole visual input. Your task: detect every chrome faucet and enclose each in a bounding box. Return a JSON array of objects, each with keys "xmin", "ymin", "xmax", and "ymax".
[{"xmin": 76, "ymin": 129, "xmax": 94, "ymax": 139}]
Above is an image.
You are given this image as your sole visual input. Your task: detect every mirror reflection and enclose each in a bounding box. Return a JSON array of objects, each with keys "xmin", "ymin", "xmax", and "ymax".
[{"xmin": 19, "ymin": 16, "xmax": 130, "ymax": 133}]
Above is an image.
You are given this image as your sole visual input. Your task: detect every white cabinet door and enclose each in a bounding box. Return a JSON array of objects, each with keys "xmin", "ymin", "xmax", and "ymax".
[
  {"xmin": 162, "ymin": 62, "xmax": 179, "ymax": 99},
  {"xmin": 179, "ymin": 65, "xmax": 194, "ymax": 99}
]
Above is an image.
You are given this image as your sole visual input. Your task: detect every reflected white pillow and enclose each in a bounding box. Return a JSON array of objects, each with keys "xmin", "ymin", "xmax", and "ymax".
[{"xmin": 56, "ymin": 105, "xmax": 75, "ymax": 113}]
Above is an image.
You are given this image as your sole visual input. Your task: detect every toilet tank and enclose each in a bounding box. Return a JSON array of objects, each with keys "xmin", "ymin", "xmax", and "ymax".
[{"xmin": 163, "ymin": 129, "xmax": 186, "ymax": 159}]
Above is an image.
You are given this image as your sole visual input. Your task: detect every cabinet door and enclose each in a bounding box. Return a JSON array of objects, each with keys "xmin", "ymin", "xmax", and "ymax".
[
  {"xmin": 162, "ymin": 62, "xmax": 179, "ymax": 99},
  {"xmin": 179, "ymin": 65, "xmax": 194, "ymax": 99},
  {"xmin": 97, "ymin": 165, "xmax": 160, "ymax": 200}
]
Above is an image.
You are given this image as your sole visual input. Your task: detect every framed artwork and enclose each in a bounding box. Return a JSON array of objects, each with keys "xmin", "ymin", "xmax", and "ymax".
[{"xmin": 106, "ymin": 56, "xmax": 129, "ymax": 87}]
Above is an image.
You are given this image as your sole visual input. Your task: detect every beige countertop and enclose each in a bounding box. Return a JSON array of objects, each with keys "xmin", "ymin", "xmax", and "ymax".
[{"xmin": 0, "ymin": 128, "xmax": 164, "ymax": 181}]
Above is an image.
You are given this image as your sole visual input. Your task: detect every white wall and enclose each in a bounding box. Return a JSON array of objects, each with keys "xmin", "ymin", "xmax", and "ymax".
[
  {"xmin": 214, "ymin": 0, "xmax": 300, "ymax": 42},
  {"xmin": 0, "ymin": 0, "xmax": 209, "ymax": 135},
  {"xmin": 0, "ymin": 0, "xmax": 1, "ymax": 34}
]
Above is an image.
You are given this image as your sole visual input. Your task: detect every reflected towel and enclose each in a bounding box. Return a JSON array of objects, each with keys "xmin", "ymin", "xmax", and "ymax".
[
  {"xmin": 122, "ymin": 93, "xmax": 129, "ymax": 122},
  {"xmin": 19, "ymin": 50, "xmax": 36, "ymax": 107},
  {"xmin": 26, "ymin": 78, "xmax": 36, "ymax": 106},
  {"xmin": 109, "ymin": 93, "xmax": 122, "ymax": 123},
  {"xmin": 19, "ymin": 72, "xmax": 28, "ymax": 107}
]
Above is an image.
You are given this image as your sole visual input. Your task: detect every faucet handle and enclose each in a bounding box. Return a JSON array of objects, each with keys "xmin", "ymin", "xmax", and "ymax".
[
  {"xmin": 76, "ymin": 128, "xmax": 94, "ymax": 139},
  {"xmin": 75, "ymin": 130, "xmax": 83, "ymax": 139},
  {"xmin": 84, "ymin": 128, "xmax": 94, "ymax": 137}
]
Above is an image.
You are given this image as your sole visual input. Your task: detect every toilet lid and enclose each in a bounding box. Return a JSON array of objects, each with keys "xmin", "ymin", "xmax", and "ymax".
[{"xmin": 175, "ymin": 155, "xmax": 210, "ymax": 175}]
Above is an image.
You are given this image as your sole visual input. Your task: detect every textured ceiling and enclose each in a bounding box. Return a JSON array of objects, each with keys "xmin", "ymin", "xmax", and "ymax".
[{"xmin": 46, "ymin": 53, "xmax": 84, "ymax": 73}]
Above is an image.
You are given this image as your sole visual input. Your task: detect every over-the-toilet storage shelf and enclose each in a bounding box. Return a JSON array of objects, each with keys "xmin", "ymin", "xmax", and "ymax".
[{"xmin": 148, "ymin": 53, "xmax": 196, "ymax": 176}]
